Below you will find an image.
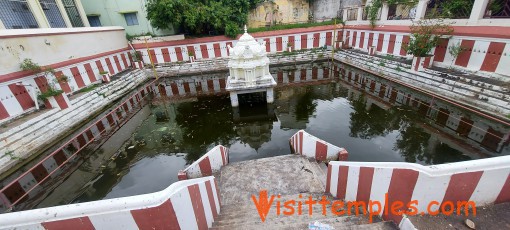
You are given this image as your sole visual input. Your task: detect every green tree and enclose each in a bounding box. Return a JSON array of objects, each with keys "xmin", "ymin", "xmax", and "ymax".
[{"xmin": 146, "ymin": 0, "xmax": 262, "ymax": 38}]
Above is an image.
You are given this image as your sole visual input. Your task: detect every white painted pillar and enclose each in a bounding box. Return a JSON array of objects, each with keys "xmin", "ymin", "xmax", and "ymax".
[
  {"xmin": 469, "ymin": 0, "xmax": 490, "ymax": 23},
  {"xmin": 414, "ymin": 0, "xmax": 429, "ymax": 20},
  {"xmin": 357, "ymin": 7, "xmax": 363, "ymax": 21},
  {"xmin": 56, "ymin": 0, "xmax": 73, "ymax": 28},
  {"xmin": 230, "ymin": 92, "xmax": 239, "ymax": 107},
  {"xmin": 74, "ymin": 0, "xmax": 91, "ymax": 27},
  {"xmin": 27, "ymin": 0, "xmax": 51, "ymax": 28},
  {"xmin": 266, "ymin": 88, "xmax": 274, "ymax": 103},
  {"xmin": 343, "ymin": 9, "xmax": 348, "ymax": 21},
  {"xmin": 381, "ymin": 3, "xmax": 389, "ymax": 21}
]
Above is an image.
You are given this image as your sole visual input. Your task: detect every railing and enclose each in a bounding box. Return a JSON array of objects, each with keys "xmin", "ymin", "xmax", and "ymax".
[
  {"xmin": 289, "ymin": 130, "xmax": 348, "ymax": 162},
  {"xmin": 0, "ymin": 176, "xmax": 220, "ymax": 229},
  {"xmin": 425, "ymin": 0, "xmax": 473, "ymax": 19},
  {"xmin": 362, "ymin": 6, "xmax": 381, "ymax": 20},
  {"xmin": 178, "ymin": 145, "xmax": 229, "ymax": 180},
  {"xmin": 484, "ymin": 0, "xmax": 510, "ymax": 18},
  {"xmin": 388, "ymin": 4, "xmax": 417, "ymax": 20},
  {"xmin": 0, "ymin": 78, "xmax": 156, "ymax": 212},
  {"xmin": 326, "ymin": 155, "xmax": 510, "ymax": 225}
]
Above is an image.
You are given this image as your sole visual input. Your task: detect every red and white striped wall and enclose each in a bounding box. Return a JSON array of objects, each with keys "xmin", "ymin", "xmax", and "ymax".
[
  {"xmin": 0, "ymin": 176, "xmax": 220, "ymax": 230},
  {"xmin": 340, "ymin": 28, "xmax": 510, "ymax": 76},
  {"xmin": 0, "ymin": 49, "xmax": 136, "ymax": 122},
  {"xmin": 178, "ymin": 145, "xmax": 229, "ymax": 180},
  {"xmin": 290, "ymin": 130, "xmax": 348, "ymax": 162},
  {"xmin": 326, "ymin": 156, "xmax": 510, "ymax": 225},
  {"xmin": 0, "ymin": 82, "xmax": 155, "ymax": 211}
]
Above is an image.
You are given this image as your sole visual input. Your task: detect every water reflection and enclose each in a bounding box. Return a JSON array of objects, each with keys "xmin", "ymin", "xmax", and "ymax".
[{"xmin": 34, "ymin": 62, "xmax": 508, "ymax": 208}]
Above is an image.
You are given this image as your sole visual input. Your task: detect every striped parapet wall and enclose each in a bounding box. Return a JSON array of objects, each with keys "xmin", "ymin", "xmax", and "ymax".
[
  {"xmin": 178, "ymin": 145, "xmax": 229, "ymax": 180},
  {"xmin": 326, "ymin": 156, "xmax": 510, "ymax": 227},
  {"xmin": 289, "ymin": 130, "xmax": 348, "ymax": 162},
  {"xmin": 0, "ymin": 176, "xmax": 220, "ymax": 229}
]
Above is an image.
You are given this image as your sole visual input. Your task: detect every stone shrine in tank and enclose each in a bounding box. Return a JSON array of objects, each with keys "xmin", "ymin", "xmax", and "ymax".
[{"xmin": 226, "ymin": 26, "xmax": 277, "ymax": 107}]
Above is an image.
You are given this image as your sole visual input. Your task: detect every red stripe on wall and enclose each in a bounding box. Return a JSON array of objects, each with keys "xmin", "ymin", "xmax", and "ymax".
[
  {"xmin": 387, "ymin": 34, "xmax": 396, "ymax": 54},
  {"xmin": 359, "ymin": 32, "xmax": 365, "ymax": 49},
  {"xmin": 207, "ymin": 80, "xmax": 214, "ymax": 91},
  {"xmin": 313, "ymin": 33, "xmax": 320, "ymax": 48},
  {"xmin": 70, "ymin": 67, "xmax": 85, "ymax": 88},
  {"xmin": 175, "ymin": 47, "xmax": 184, "ymax": 61},
  {"xmin": 433, "ymin": 38, "xmax": 449, "ymax": 63},
  {"xmin": 495, "ymin": 173, "xmax": 510, "ymax": 204},
  {"xmin": 288, "ymin": 35, "xmax": 295, "ymax": 51},
  {"xmin": 442, "ymin": 171, "xmax": 483, "ymax": 206},
  {"xmin": 205, "ymin": 180, "xmax": 218, "ymax": 219},
  {"xmin": 312, "ymin": 67, "xmax": 318, "ymax": 79},
  {"xmin": 213, "ymin": 43, "xmax": 221, "ymax": 58},
  {"xmin": 188, "ymin": 184, "xmax": 208, "ymax": 230},
  {"xmin": 42, "ymin": 217, "xmax": 95, "ymax": 230},
  {"xmin": 352, "ymin": 31, "xmax": 358, "ymax": 47},
  {"xmin": 336, "ymin": 166, "xmax": 349, "ymax": 199},
  {"xmin": 131, "ymin": 199, "xmax": 179, "ymax": 230},
  {"xmin": 301, "ymin": 34, "xmax": 307, "ymax": 49},
  {"xmin": 300, "ymin": 69, "xmax": 306, "ymax": 81},
  {"xmin": 31, "ymin": 164, "xmax": 49, "ymax": 182},
  {"xmin": 85, "ymin": 129, "xmax": 94, "ymax": 140},
  {"xmin": 345, "ymin": 31, "xmax": 350, "ymax": 47},
  {"xmin": 264, "ymin": 38, "xmax": 270, "ymax": 52},
  {"xmin": 0, "ymin": 101, "xmax": 9, "ymax": 119},
  {"xmin": 377, "ymin": 33, "xmax": 384, "ymax": 52},
  {"xmin": 113, "ymin": 55, "xmax": 122, "ymax": 71},
  {"xmin": 325, "ymin": 32, "xmax": 332, "ymax": 46},
  {"xmin": 220, "ymin": 147, "xmax": 226, "ymax": 165},
  {"xmin": 105, "ymin": 58, "xmax": 115, "ymax": 75},
  {"xmin": 34, "ymin": 76, "xmax": 50, "ymax": 92},
  {"xmin": 183, "ymin": 82, "xmax": 191, "ymax": 94},
  {"xmin": 148, "ymin": 50, "xmax": 157, "ymax": 64},
  {"xmin": 480, "ymin": 42, "xmax": 506, "ymax": 72},
  {"xmin": 219, "ymin": 78, "xmax": 226, "ymax": 90},
  {"xmin": 127, "ymin": 52, "xmax": 133, "ymax": 64},
  {"xmin": 83, "ymin": 63, "xmax": 96, "ymax": 83},
  {"xmin": 199, "ymin": 156, "xmax": 213, "ymax": 176},
  {"xmin": 95, "ymin": 60, "xmax": 104, "ymax": 73},
  {"xmin": 95, "ymin": 120, "xmax": 105, "ymax": 133},
  {"xmin": 383, "ymin": 169, "xmax": 419, "ymax": 224},
  {"xmin": 455, "ymin": 40, "xmax": 475, "ymax": 67},
  {"xmin": 315, "ymin": 141, "xmax": 327, "ymax": 161},
  {"xmin": 368, "ymin": 33, "xmax": 374, "ymax": 47},
  {"xmin": 276, "ymin": 37, "xmax": 283, "ymax": 51},
  {"xmin": 121, "ymin": 53, "xmax": 129, "ymax": 67},
  {"xmin": 162, "ymin": 48, "xmax": 171, "ymax": 62},
  {"xmin": 400, "ymin": 35, "xmax": 410, "ymax": 56},
  {"xmin": 277, "ymin": 71, "xmax": 283, "ymax": 83},
  {"xmin": 170, "ymin": 83, "xmax": 179, "ymax": 95},
  {"xmin": 356, "ymin": 167, "xmax": 375, "ymax": 204},
  {"xmin": 298, "ymin": 131, "xmax": 303, "ymax": 154},
  {"xmin": 55, "ymin": 94, "xmax": 69, "ymax": 109},
  {"xmin": 200, "ymin": 44, "xmax": 209, "ymax": 59},
  {"xmin": 326, "ymin": 164, "xmax": 332, "ymax": 193},
  {"xmin": 8, "ymin": 84, "xmax": 34, "ymax": 110}
]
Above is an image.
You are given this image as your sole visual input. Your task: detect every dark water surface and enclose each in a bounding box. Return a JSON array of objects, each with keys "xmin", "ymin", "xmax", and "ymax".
[{"xmin": 35, "ymin": 62, "xmax": 509, "ymax": 208}]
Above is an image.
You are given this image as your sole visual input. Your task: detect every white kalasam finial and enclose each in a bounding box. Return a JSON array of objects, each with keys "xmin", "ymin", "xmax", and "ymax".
[{"xmin": 244, "ymin": 25, "xmax": 247, "ymax": 33}]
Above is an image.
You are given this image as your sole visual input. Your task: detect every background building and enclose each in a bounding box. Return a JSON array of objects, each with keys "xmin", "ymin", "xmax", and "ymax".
[
  {"xmin": 81, "ymin": 0, "xmax": 175, "ymax": 36},
  {"xmin": 0, "ymin": 0, "xmax": 89, "ymax": 29}
]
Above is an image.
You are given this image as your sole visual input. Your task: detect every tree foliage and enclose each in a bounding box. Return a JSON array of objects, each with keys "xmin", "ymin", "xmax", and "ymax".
[
  {"xmin": 403, "ymin": 18, "xmax": 453, "ymax": 57},
  {"xmin": 146, "ymin": 0, "xmax": 262, "ymax": 38}
]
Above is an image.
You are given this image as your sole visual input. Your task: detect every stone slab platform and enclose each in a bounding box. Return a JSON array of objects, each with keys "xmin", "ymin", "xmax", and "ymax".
[{"xmin": 219, "ymin": 154, "xmax": 327, "ymax": 206}]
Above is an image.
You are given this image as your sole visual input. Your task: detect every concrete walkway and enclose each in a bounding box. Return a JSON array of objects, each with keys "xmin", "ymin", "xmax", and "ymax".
[{"xmin": 215, "ymin": 154, "xmax": 397, "ymax": 229}]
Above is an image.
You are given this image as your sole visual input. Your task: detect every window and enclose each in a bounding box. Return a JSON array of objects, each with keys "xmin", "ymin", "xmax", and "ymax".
[
  {"xmin": 87, "ymin": 16, "xmax": 101, "ymax": 27},
  {"xmin": 124, "ymin": 12, "xmax": 138, "ymax": 26}
]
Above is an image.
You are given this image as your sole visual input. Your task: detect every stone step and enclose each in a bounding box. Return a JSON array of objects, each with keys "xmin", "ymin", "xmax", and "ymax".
[
  {"xmin": 213, "ymin": 212, "xmax": 361, "ymax": 227},
  {"xmin": 219, "ymin": 192, "xmax": 334, "ymax": 215},
  {"xmin": 211, "ymin": 221, "xmax": 396, "ymax": 230}
]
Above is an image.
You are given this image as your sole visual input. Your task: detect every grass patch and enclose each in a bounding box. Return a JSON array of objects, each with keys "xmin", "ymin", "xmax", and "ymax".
[
  {"xmin": 248, "ymin": 20, "xmax": 339, "ymax": 34},
  {"xmin": 76, "ymin": 84, "xmax": 99, "ymax": 94}
]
